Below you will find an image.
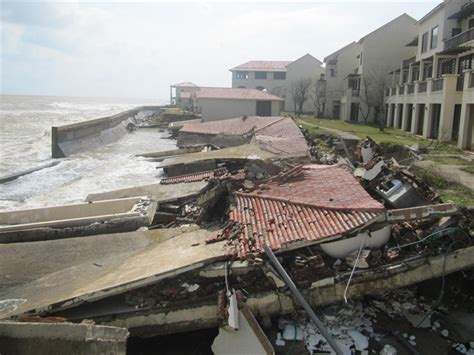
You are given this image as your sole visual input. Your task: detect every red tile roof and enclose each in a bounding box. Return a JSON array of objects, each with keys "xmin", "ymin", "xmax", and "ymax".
[
  {"xmin": 208, "ymin": 165, "xmax": 384, "ymax": 258},
  {"xmin": 180, "ymin": 87, "xmax": 283, "ymax": 101},
  {"xmin": 255, "ymin": 165, "xmax": 384, "ymax": 211},
  {"xmin": 179, "ymin": 116, "xmax": 309, "ymax": 156},
  {"xmin": 180, "ymin": 116, "xmax": 285, "ymax": 136},
  {"xmin": 230, "ymin": 60, "xmax": 292, "ymax": 72},
  {"xmin": 160, "ymin": 168, "xmax": 228, "ymax": 184}
]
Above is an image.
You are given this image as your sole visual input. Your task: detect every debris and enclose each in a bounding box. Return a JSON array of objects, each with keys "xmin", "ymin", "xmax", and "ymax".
[
  {"xmin": 345, "ymin": 249, "xmax": 371, "ymax": 269},
  {"xmin": 275, "ymin": 333, "xmax": 285, "ymax": 347},
  {"xmin": 380, "ymin": 344, "xmax": 397, "ymax": 355},
  {"xmin": 441, "ymin": 329, "xmax": 449, "ymax": 337},
  {"xmin": 347, "ymin": 329, "xmax": 369, "ymax": 350}
]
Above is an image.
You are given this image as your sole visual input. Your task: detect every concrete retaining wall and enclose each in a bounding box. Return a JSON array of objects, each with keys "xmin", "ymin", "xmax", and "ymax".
[
  {"xmin": 0, "ymin": 321, "xmax": 128, "ymax": 355},
  {"xmin": 51, "ymin": 106, "xmax": 163, "ymax": 158}
]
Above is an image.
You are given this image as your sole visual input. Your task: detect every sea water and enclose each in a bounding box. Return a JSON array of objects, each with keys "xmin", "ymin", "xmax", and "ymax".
[{"xmin": 0, "ymin": 95, "xmax": 175, "ymax": 210}]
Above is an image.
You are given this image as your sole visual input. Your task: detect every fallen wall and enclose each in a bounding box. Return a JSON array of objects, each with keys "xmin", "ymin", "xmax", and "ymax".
[
  {"xmin": 0, "ymin": 321, "xmax": 128, "ymax": 355},
  {"xmin": 51, "ymin": 106, "xmax": 162, "ymax": 158}
]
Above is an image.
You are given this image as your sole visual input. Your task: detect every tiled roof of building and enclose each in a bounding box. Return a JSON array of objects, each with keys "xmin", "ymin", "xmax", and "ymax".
[
  {"xmin": 208, "ymin": 165, "xmax": 384, "ymax": 258},
  {"xmin": 229, "ymin": 60, "xmax": 292, "ymax": 72},
  {"xmin": 160, "ymin": 168, "xmax": 228, "ymax": 184},
  {"xmin": 255, "ymin": 165, "xmax": 384, "ymax": 211},
  {"xmin": 180, "ymin": 116, "xmax": 285, "ymax": 136},
  {"xmin": 171, "ymin": 82, "xmax": 198, "ymax": 87},
  {"xmin": 179, "ymin": 116, "xmax": 309, "ymax": 156},
  {"xmin": 180, "ymin": 87, "xmax": 283, "ymax": 101}
]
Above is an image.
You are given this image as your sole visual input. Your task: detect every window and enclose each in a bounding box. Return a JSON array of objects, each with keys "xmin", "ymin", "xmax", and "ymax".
[
  {"xmin": 235, "ymin": 71, "xmax": 249, "ymax": 79},
  {"xmin": 273, "ymin": 72, "xmax": 286, "ymax": 80},
  {"xmin": 330, "ymin": 68, "xmax": 335, "ymax": 77},
  {"xmin": 469, "ymin": 18, "xmax": 474, "ymax": 29},
  {"xmin": 421, "ymin": 32, "xmax": 428, "ymax": 53},
  {"xmin": 255, "ymin": 72, "xmax": 267, "ymax": 80},
  {"xmin": 430, "ymin": 26, "xmax": 438, "ymax": 49},
  {"xmin": 452, "ymin": 28, "xmax": 462, "ymax": 37}
]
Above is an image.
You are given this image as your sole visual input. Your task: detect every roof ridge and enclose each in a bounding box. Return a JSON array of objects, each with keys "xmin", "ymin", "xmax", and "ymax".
[
  {"xmin": 254, "ymin": 116, "xmax": 287, "ymax": 133},
  {"xmin": 234, "ymin": 191, "xmax": 385, "ymax": 213}
]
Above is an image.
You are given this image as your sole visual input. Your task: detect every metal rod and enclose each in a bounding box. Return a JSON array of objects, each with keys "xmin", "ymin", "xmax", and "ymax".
[{"xmin": 263, "ymin": 244, "xmax": 344, "ymax": 355}]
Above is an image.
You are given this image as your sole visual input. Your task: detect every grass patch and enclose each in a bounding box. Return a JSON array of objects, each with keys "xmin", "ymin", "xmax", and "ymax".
[
  {"xmin": 162, "ymin": 108, "xmax": 186, "ymax": 115},
  {"xmin": 461, "ymin": 166, "xmax": 474, "ymax": 175},
  {"xmin": 416, "ymin": 168, "xmax": 474, "ymax": 207},
  {"xmin": 297, "ymin": 116, "xmax": 464, "ymax": 155},
  {"xmin": 426, "ymin": 156, "xmax": 473, "ymax": 166}
]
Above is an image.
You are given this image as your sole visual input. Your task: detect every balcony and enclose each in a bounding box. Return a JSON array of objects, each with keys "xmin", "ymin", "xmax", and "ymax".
[
  {"xmin": 432, "ymin": 78, "xmax": 444, "ymax": 92},
  {"xmin": 352, "ymin": 89, "xmax": 360, "ymax": 97},
  {"xmin": 399, "ymin": 85, "xmax": 405, "ymax": 95},
  {"xmin": 418, "ymin": 81, "xmax": 427, "ymax": 93},
  {"xmin": 407, "ymin": 83, "xmax": 415, "ymax": 94},
  {"xmin": 391, "ymin": 87, "xmax": 397, "ymax": 96},
  {"xmin": 444, "ymin": 28, "xmax": 474, "ymax": 50}
]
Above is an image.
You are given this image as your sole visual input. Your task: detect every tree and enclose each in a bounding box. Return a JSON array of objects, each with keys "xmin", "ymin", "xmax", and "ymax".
[
  {"xmin": 358, "ymin": 66, "xmax": 391, "ymax": 130},
  {"xmin": 289, "ymin": 78, "xmax": 313, "ymax": 117},
  {"xmin": 311, "ymin": 76, "xmax": 326, "ymax": 118}
]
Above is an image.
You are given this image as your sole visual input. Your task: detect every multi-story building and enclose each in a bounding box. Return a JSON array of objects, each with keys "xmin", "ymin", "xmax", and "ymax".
[
  {"xmin": 323, "ymin": 42, "xmax": 361, "ymax": 119},
  {"xmin": 338, "ymin": 14, "xmax": 418, "ymax": 123},
  {"xmin": 386, "ymin": 0, "xmax": 474, "ymax": 150},
  {"xmin": 230, "ymin": 54, "xmax": 324, "ymax": 113}
]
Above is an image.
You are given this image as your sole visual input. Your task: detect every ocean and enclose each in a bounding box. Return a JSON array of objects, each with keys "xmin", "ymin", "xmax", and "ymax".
[{"xmin": 0, "ymin": 95, "xmax": 174, "ymax": 210}]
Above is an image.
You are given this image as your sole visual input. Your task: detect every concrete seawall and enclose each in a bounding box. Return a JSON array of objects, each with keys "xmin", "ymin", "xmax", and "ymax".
[{"xmin": 51, "ymin": 106, "xmax": 163, "ymax": 158}]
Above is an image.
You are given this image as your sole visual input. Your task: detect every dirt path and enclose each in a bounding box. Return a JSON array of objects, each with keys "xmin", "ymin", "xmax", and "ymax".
[{"xmin": 299, "ymin": 119, "xmax": 361, "ymax": 140}]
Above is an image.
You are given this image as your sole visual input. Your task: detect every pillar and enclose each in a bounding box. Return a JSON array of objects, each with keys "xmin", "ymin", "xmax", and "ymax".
[
  {"xmin": 423, "ymin": 104, "xmax": 432, "ymax": 138},
  {"xmin": 438, "ymin": 74, "xmax": 458, "ymax": 142},
  {"xmin": 458, "ymin": 103, "xmax": 472, "ymax": 149}
]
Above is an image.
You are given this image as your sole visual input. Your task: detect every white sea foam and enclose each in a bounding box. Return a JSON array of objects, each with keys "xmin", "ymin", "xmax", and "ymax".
[{"xmin": 0, "ymin": 95, "xmax": 172, "ymax": 210}]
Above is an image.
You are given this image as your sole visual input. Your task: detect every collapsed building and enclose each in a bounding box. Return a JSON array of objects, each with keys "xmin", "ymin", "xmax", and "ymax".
[{"xmin": 0, "ymin": 115, "xmax": 473, "ymax": 354}]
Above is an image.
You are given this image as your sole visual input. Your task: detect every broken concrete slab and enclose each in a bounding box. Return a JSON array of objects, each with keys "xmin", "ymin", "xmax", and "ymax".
[
  {"xmin": 85, "ymin": 180, "xmax": 208, "ymax": 203},
  {"xmin": 0, "ymin": 227, "xmax": 227, "ymax": 319},
  {"xmin": 0, "ymin": 196, "xmax": 157, "ymax": 243},
  {"xmin": 0, "ymin": 321, "xmax": 128, "ymax": 355},
  {"xmin": 211, "ymin": 308, "xmax": 274, "ymax": 355}
]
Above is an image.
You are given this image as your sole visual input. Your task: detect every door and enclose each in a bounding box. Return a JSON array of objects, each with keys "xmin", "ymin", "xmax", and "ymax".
[
  {"xmin": 333, "ymin": 102, "xmax": 340, "ymax": 119},
  {"xmin": 256, "ymin": 101, "xmax": 272, "ymax": 116},
  {"xmin": 452, "ymin": 104, "xmax": 462, "ymax": 142}
]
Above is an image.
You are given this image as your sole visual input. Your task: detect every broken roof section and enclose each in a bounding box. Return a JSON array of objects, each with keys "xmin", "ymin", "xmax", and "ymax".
[
  {"xmin": 178, "ymin": 116, "xmax": 308, "ymax": 156},
  {"xmin": 209, "ymin": 165, "xmax": 385, "ymax": 258},
  {"xmin": 229, "ymin": 60, "xmax": 292, "ymax": 72},
  {"xmin": 180, "ymin": 87, "xmax": 283, "ymax": 101},
  {"xmin": 160, "ymin": 168, "xmax": 228, "ymax": 185}
]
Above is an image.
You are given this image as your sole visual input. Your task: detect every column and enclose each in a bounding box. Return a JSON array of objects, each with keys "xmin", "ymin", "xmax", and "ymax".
[
  {"xmin": 412, "ymin": 104, "xmax": 421, "ymax": 134},
  {"xmin": 458, "ymin": 103, "xmax": 471, "ymax": 149},
  {"xmin": 423, "ymin": 104, "xmax": 432, "ymax": 138},
  {"xmin": 438, "ymin": 74, "xmax": 458, "ymax": 141},
  {"xmin": 394, "ymin": 104, "xmax": 401, "ymax": 128},
  {"xmin": 387, "ymin": 103, "xmax": 394, "ymax": 127},
  {"xmin": 401, "ymin": 104, "xmax": 409, "ymax": 131}
]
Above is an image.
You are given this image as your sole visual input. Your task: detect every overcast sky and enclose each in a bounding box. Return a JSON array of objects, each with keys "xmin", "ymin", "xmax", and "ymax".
[{"xmin": 2, "ymin": 1, "xmax": 438, "ymax": 100}]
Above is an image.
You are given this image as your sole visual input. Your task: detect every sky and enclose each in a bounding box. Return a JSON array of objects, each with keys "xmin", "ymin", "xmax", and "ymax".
[{"xmin": 1, "ymin": 1, "xmax": 439, "ymax": 100}]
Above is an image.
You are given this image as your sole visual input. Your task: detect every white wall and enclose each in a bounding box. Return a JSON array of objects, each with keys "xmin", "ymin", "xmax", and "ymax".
[
  {"xmin": 284, "ymin": 54, "xmax": 324, "ymax": 113},
  {"xmin": 196, "ymin": 98, "xmax": 281, "ymax": 121},
  {"xmin": 231, "ymin": 71, "xmax": 287, "ymax": 97},
  {"xmin": 324, "ymin": 43, "xmax": 361, "ymax": 118}
]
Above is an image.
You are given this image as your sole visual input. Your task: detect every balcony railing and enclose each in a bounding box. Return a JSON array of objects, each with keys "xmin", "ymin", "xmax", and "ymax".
[
  {"xmin": 432, "ymin": 78, "xmax": 444, "ymax": 92},
  {"xmin": 407, "ymin": 84, "xmax": 415, "ymax": 94},
  {"xmin": 470, "ymin": 72, "xmax": 474, "ymax": 88},
  {"xmin": 444, "ymin": 28, "xmax": 474, "ymax": 50},
  {"xmin": 456, "ymin": 76, "xmax": 465, "ymax": 91},
  {"xmin": 418, "ymin": 81, "xmax": 427, "ymax": 93},
  {"xmin": 352, "ymin": 89, "xmax": 360, "ymax": 96},
  {"xmin": 391, "ymin": 87, "xmax": 397, "ymax": 96},
  {"xmin": 399, "ymin": 85, "xmax": 405, "ymax": 95}
]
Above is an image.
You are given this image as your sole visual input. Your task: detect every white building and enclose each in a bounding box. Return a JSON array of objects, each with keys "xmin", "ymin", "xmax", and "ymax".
[
  {"xmin": 337, "ymin": 14, "xmax": 418, "ymax": 123},
  {"xmin": 386, "ymin": 0, "xmax": 474, "ymax": 150},
  {"xmin": 323, "ymin": 42, "xmax": 361, "ymax": 119},
  {"xmin": 176, "ymin": 86, "xmax": 283, "ymax": 122},
  {"xmin": 230, "ymin": 54, "xmax": 324, "ymax": 114}
]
